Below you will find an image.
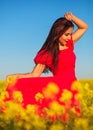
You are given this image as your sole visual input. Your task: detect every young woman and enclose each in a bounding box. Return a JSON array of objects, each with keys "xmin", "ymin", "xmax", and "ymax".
[{"xmin": 6, "ymin": 12, "xmax": 88, "ymax": 110}]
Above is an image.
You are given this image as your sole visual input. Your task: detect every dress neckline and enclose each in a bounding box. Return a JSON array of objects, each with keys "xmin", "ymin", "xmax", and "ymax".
[{"xmin": 59, "ymin": 47, "xmax": 69, "ymax": 51}]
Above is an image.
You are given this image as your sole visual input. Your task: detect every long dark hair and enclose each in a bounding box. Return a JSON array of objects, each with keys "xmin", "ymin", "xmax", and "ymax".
[{"xmin": 38, "ymin": 17, "xmax": 74, "ymax": 72}]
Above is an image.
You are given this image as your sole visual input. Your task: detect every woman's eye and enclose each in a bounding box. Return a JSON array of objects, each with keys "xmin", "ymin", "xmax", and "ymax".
[
  {"xmin": 65, "ymin": 34, "xmax": 69, "ymax": 36},
  {"xmin": 65, "ymin": 33, "xmax": 71, "ymax": 36}
]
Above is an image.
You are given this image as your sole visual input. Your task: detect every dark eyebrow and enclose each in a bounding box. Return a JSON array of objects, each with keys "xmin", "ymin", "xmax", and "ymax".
[{"xmin": 65, "ymin": 32, "xmax": 72, "ymax": 35}]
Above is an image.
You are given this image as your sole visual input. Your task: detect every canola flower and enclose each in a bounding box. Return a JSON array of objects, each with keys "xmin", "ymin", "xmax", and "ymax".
[
  {"xmin": 59, "ymin": 89, "xmax": 72, "ymax": 102},
  {"xmin": 13, "ymin": 91, "xmax": 23, "ymax": 104},
  {"xmin": 0, "ymin": 78, "xmax": 93, "ymax": 130},
  {"xmin": 42, "ymin": 82, "xmax": 59, "ymax": 99},
  {"xmin": 35, "ymin": 92, "xmax": 44, "ymax": 104}
]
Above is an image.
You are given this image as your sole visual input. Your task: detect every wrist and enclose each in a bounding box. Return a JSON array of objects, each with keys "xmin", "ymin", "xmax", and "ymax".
[{"xmin": 71, "ymin": 15, "xmax": 77, "ymax": 22}]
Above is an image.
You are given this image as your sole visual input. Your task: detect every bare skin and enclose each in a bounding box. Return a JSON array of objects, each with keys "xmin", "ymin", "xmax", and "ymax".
[{"xmin": 6, "ymin": 12, "xmax": 88, "ymax": 82}]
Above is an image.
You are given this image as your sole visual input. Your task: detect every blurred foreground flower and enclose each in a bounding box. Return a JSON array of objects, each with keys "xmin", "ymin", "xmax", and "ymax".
[
  {"xmin": 42, "ymin": 82, "xmax": 59, "ymax": 99},
  {"xmin": 35, "ymin": 92, "xmax": 44, "ymax": 104},
  {"xmin": 13, "ymin": 91, "xmax": 23, "ymax": 104},
  {"xmin": 59, "ymin": 89, "xmax": 72, "ymax": 102}
]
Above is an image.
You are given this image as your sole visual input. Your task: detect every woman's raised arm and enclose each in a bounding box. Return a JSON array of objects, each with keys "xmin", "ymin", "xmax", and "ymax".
[{"xmin": 64, "ymin": 12, "xmax": 88, "ymax": 43}]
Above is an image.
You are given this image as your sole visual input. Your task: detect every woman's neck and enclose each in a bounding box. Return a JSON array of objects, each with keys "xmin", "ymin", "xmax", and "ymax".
[{"xmin": 59, "ymin": 42, "xmax": 68, "ymax": 50}]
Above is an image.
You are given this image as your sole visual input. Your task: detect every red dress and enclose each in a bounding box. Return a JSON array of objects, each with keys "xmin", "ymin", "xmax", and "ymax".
[{"xmin": 6, "ymin": 39, "xmax": 77, "ymax": 110}]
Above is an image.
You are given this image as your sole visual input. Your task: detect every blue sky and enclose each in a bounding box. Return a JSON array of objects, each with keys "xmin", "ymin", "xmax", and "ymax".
[{"xmin": 0, "ymin": 0, "xmax": 93, "ymax": 79}]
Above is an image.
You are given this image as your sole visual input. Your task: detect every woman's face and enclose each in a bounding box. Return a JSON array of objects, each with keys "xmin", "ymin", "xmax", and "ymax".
[{"xmin": 59, "ymin": 27, "xmax": 73, "ymax": 45}]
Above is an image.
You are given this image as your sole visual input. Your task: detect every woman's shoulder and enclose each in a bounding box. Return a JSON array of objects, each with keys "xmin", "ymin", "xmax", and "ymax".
[
  {"xmin": 35, "ymin": 49, "xmax": 51, "ymax": 59},
  {"xmin": 34, "ymin": 49, "xmax": 53, "ymax": 67}
]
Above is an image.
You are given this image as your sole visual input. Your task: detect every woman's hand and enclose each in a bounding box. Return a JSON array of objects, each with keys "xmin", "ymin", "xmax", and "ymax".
[
  {"xmin": 6, "ymin": 74, "xmax": 19, "ymax": 85},
  {"xmin": 6, "ymin": 73, "xmax": 32, "ymax": 84},
  {"xmin": 64, "ymin": 12, "xmax": 73, "ymax": 21}
]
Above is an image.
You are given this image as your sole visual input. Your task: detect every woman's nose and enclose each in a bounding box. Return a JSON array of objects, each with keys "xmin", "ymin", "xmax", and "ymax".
[{"xmin": 67, "ymin": 35, "xmax": 71, "ymax": 40}]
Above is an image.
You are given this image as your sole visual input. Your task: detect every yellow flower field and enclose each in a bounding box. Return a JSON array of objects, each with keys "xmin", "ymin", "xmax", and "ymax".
[{"xmin": 0, "ymin": 79, "xmax": 93, "ymax": 130}]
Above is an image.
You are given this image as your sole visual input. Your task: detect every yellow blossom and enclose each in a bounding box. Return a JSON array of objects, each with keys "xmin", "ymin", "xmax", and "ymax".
[
  {"xmin": 42, "ymin": 82, "xmax": 59, "ymax": 99},
  {"xmin": 13, "ymin": 91, "xmax": 23, "ymax": 103},
  {"xmin": 0, "ymin": 80, "xmax": 7, "ymax": 90},
  {"xmin": 35, "ymin": 92, "xmax": 44, "ymax": 104},
  {"xmin": 45, "ymin": 101, "xmax": 65, "ymax": 118},
  {"xmin": 71, "ymin": 80, "xmax": 82, "ymax": 92},
  {"xmin": 49, "ymin": 123, "xmax": 64, "ymax": 130},
  {"xmin": 26, "ymin": 104, "xmax": 38, "ymax": 114},
  {"xmin": 59, "ymin": 89, "xmax": 72, "ymax": 102},
  {"xmin": 74, "ymin": 118, "xmax": 88, "ymax": 130}
]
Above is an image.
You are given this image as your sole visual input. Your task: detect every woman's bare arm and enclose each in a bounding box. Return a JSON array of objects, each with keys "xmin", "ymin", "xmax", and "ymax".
[
  {"xmin": 6, "ymin": 64, "xmax": 46, "ymax": 81},
  {"xmin": 64, "ymin": 12, "xmax": 88, "ymax": 43}
]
